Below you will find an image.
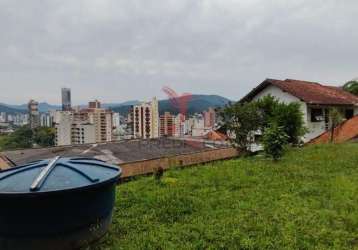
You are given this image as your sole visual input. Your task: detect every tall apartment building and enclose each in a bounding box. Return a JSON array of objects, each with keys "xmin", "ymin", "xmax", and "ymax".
[
  {"xmin": 55, "ymin": 111, "xmax": 73, "ymax": 146},
  {"xmin": 204, "ymin": 107, "xmax": 216, "ymax": 128},
  {"xmin": 28, "ymin": 99, "xmax": 40, "ymax": 129},
  {"xmin": 71, "ymin": 122, "xmax": 96, "ymax": 145},
  {"xmin": 54, "ymin": 100, "xmax": 113, "ymax": 146},
  {"xmin": 132, "ymin": 97, "xmax": 159, "ymax": 139},
  {"xmin": 61, "ymin": 88, "xmax": 72, "ymax": 111},
  {"xmin": 54, "ymin": 111, "xmax": 97, "ymax": 146},
  {"xmin": 40, "ymin": 113, "xmax": 53, "ymax": 127},
  {"xmin": 74, "ymin": 101, "xmax": 113, "ymax": 142},
  {"xmin": 87, "ymin": 108, "xmax": 113, "ymax": 143},
  {"xmin": 160, "ymin": 112, "xmax": 175, "ymax": 137}
]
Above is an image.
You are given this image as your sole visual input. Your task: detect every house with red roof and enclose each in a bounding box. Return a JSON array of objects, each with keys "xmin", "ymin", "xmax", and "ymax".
[{"xmin": 241, "ymin": 79, "xmax": 358, "ymax": 142}]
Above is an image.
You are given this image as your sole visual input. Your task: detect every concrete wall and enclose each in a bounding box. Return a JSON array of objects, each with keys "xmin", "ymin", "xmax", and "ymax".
[{"xmin": 119, "ymin": 147, "xmax": 240, "ymax": 179}]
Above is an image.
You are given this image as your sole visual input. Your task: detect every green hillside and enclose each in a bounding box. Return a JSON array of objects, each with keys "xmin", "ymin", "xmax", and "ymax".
[
  {"xmin": 111, "ymin": 95, "xmax": 231, "ymax": 116},
  {"xmin": 93, "ymin": 143, "xmax": 358, "ymax": 249}
]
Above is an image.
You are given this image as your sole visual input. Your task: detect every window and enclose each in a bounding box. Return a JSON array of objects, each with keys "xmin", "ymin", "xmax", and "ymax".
[
  {"xmin": 345, "ymin": 109, "xmax": 354, "ymax": 119},
  {"xmin": 311, "ymin": 108, "xmax": 324, "ymax": 122}
]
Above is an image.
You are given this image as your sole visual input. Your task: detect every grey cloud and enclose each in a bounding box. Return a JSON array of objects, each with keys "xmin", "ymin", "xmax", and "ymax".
[{"xmin": 0, "ymin": 0, "xmax": 357, "ymax": 104}]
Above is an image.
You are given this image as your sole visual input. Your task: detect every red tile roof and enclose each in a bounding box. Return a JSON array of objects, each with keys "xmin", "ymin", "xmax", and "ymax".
[
  {"xmin": 308, "ymin": 115, "xmax": 358, "ymax": 144},
  {"xmin": 242, "ymin": 79, "xmax": 358, "ymax": 105}
]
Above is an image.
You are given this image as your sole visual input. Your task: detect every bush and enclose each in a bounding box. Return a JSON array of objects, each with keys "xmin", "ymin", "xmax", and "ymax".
[
  {"xmin": 262, "ymin": 124, "xmax": 288, "ymax": 161},
  {"xmin": 257, "ymin": 95, "xmax": 306, "ymax": 144},
  {"xmin": 221, "ymin": 95, "xmax": 305, "ymax": 153},
  {"xmin": 343, "ymin": 80, "xmax": 358, "ymax": 96},
  {"xmin": 221, "ymin": 102, "xmax": 262, "ymax": 151}
]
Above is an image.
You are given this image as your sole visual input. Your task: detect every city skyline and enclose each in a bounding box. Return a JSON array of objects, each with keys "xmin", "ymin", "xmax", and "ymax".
[{"xmin": 1, "ymin": 1, "xmax": 357, "ymax": 104}]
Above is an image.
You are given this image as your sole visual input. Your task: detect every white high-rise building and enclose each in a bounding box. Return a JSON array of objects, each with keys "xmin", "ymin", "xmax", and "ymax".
[
  {"xmin": 55, "ymin": 111, "xmax": 73, "ymax": 146},
  {"xmin": 54, "ymin": 111, "xmax": 96, "ymax": 146},
  {"xmin": 132, "ymin": 97, "xmax": 159, "ymax": 139}
]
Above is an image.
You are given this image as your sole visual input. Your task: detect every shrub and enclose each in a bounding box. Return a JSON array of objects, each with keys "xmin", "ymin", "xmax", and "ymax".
[
  {"xmin": 220, "ymin": 102, "xmax": 262, "ymax": 151},
  {"xmin": 257, "ymin": 95, "xmax": 306, "ymax": 144},
  {"xmin": 262, "ymin": 124, "xmax": 288, "ymax": 161},
  {"xmin": 221, "ymin": 95, "xmax": 305, "ymax": 152},
  {"xmin": 343, "ymin": 80, "xmax": 358, "ymax": 96}
]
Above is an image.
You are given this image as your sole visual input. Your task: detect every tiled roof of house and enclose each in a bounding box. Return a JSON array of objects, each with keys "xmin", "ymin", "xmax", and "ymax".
[
  {"xmin": 308, "ymin": 115, "xmax": 358, "ymax": 144},
  {"xmin": 241, "ymin": 79, "xmax": 358, "ymax": 105}
]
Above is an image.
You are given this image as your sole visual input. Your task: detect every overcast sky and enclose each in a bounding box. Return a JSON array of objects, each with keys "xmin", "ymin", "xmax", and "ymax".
[{"xmin": 0, "ymin": 0, "xmax": 357, "ymax": 105}]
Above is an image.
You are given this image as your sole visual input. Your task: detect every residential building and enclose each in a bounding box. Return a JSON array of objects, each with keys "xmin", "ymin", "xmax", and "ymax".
[
  {"xmin": 86, "ymin": 104, "xmax": 113, "ymax": 143},
  {"xmin": 40, "ymin": 113, "xmax": 53, "ymax": 127},
  {"xmin": 54, "ymin": 100, "xmax": 113, "ymax": 146},
  {"xmin": 160, "ymin": 112, "xmax": 175, "ymax": 137},
  {"xmin": 174, "ymin": 114, "xmax": 186, "ymax": 137},
  {"xmin": 132, "ymin": 97, "xmax": 159, "ymax": 139},
  {"xmin": 54, "ymin": 111, "xmax": 96, "ymax": 146},
  {"xmin": 184, "ymin": 118, "xmax": 195, "ymax": 135},
  {"xmin": 89, "ymin": 100, "xmax": 101, "ymax": 109},
  {"xmin": 0, "ymin": 112, "xmax": 6, "ymax": 123},
  {"xmin": 241, "ymin": 78, "xmax": 358, "ymax": 142},
  {"xmin": 54, "ymin": 111, "xmax": 73, "ymax": 146},
  {"xmin": 204, "ymin": 107, "xmax": 216, "ymax": 128},
  {"xmin": 61, "ymin": 88, "xmax": 72, "ymax": 111},
  {"xmin": 191, "ymin": 114, "xmax": 206, "ymax": 137},
  {"xmin": 28, "ymin": 99, "xmax": 40, "ymax": 129},
  {"xmin": 71, "ymin": 123, "xmax": 96, "ymax": 145}
]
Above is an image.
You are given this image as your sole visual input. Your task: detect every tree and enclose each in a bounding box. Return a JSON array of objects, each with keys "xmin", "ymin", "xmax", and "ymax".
[
  {"xmin": 221, "ymin": 95, "xmax": 306, "ymax": 155},
  {"xmin": 0, "ymin": 126, "xmax": 55, "ymax": 151},
  {"xmin": 272, "ymin": 102, "xmax": 306, "ymax": 144},
  {"xmin": 328, "ymin": 108, "xmax": 343, "ymax": 143},
  {"xmin": 33, "ymin": 127, "xmax": 56, "ymax": 147},
  {"xmin": 343, "ymin": 81, "xmax": 358, "ymax": 96},
  {"xmin": 262, "ymin": 123, "xmax": 288, "ymax": 161},
  {"xmin": 0, "ymin": 126, "xmax": 33, "ymax": 150},
  {"xmin": 221, "ymin": 102, "xmax": 262, "ymax": 151},
  {"xmin": 256, "ymin": 95, "xmax": 306, "ymax": 144}
]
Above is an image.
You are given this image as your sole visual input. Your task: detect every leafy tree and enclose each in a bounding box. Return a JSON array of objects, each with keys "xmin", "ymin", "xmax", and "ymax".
[
  {"xmin": 343, "ymin": 81, "xmax": 358, "ymax": 96},
  {"xmin": 221, "ymin": 102, "xmax": 262, "ymax": 151},
  {"xmin": 272, "ymin": 102, "xmax": 306, "ymax": 144},
  {"xmin": 0, "ymin": 126, "xmax": 55, "ymax": 151},
  {"xmin": 256, "ymin": 95, "xmax": 279, "ymax": 128},
  {"xmin": 262, "ymin": 123, "xmax": 288, "ymax": 161},
  {"xmin": 221, "ymin": 95, "xmax": 305, "ymax": 154},
  {"xmin": 0, "ymin": 126, "xmax": 33, "ymax": 150},
  {"xmin": 33, "ymin": 127, "xmax": 56, "ymax": 147},
  {"xmin": 256, "ymin": 95, "xmax": 306, "ymax": 144}
]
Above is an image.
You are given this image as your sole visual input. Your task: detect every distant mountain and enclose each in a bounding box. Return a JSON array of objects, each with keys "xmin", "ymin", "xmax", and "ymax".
[
  {"xmin": 0, "ymin": 104, "xmax": 26, "ymax": 114},
  {"xmin": 0, "ymin": 96, "xmax": 230, "ymax": 115},
  {"xmin": 105, "ymin": 100, "xmax": 140, "ymax": 109},
  {"xmin": 0, "ymin": 100, "xmax": 142, "ymax": 113},
  {"xmin": 1, "ymin": 103, "xmax": 60, "ymax": 112},
  {"xmin": 111, "ymin": 95, "xmax": 231, "ymax": 116}
]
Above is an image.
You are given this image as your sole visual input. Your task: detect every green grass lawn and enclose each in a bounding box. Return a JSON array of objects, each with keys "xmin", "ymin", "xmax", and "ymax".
[{"xmin": 94, "ymin": 143, "xmax": 358, "ymax": 250}]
